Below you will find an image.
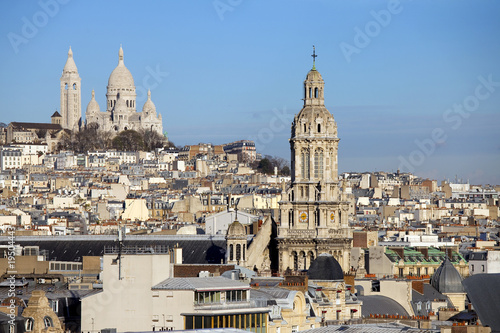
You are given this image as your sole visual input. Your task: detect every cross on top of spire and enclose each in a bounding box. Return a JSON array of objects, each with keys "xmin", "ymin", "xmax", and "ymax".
[{"xmin": 311, "ymin": 45, "xmax": 317, "ymax": 70}]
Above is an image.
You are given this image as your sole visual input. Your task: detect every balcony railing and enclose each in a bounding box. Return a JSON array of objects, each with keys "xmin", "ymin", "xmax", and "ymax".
[{"xmin": 194, "ymin": 299, "xmax": 268, "ymax": 311}]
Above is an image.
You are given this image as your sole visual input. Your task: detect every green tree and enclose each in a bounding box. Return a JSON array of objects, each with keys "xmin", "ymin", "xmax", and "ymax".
[{"xmin": 112, "ymin": 130, "xmax": 145, "ymax": 151}]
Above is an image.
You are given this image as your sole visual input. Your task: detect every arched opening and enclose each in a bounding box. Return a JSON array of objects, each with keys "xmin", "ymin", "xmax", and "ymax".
[
  {"xmin": 64, "ymin": 83, "xmax": 68, "ymax": 90},
  {"xmin": 126, "ymin": 100, "xmax": 129, "ymax": 107},
  {"xmin": 292, "ymin": 251, "xmax": 298, "ymax": 271},
  {"xmin": 242, "ymin": 245, "xmax": 245, "ymax": 262},
  {"xmin": 289, "ymin": 210, "xmax": 294, "ymax": 227},
  {"xmin": 26, "ymin": 318, "xmax": 34, "ymax": 331},
  {"xmin": 299, "ymin": 251, "xmax": 306, "ymax": 270},
  {"xmin": 317, "ymin": 123, "xmax": 321, "ymax": 133},
  {"xmin": 309, "ymin": 87, "xmax": 312, "ymax": 98},
  {"xmin": 229, "ymin": 244, "xmax": 234, "ymax": 261},
  {"xmin": 72, "ymin": 83, "xmax": 76, "ymax": 90},
  {"xmin": 316, "ymin": 209, "xmax": 320, "ymax": 226},
  {"xmin": 236, "ymin": 244, "xmax": 241, "ymax": 262},
  {"xmin": 314, "ymin": 87, "xmax": 318, "ymax": 98},
  {"xmin": 304, "ymin": 123, "xmax": 307, "ymax": 133},
  {"xmin": 114, "ymin": 126, "xmax": 118, "ymax": 132},
  {"xmin": 314, "ymin": 149, "xmax": 323, "ymax": 179},
  {"xmin": 301, "ymin": 151, "xmax": 310, "ymax": 179},
  {"xmin": 43, "ymin": 316, "xmax": 53, "ymax": 328}
]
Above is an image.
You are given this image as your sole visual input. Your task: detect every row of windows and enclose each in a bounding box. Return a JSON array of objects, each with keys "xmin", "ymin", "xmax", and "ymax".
[
  {"xmin": 301, "ymin": 149, "xmax": 324, "ymax": 179},
  {"xmin": 302, "ymin": 123, "xmax": 322, "ymax": 133},
  {"xmin": 185, "ymin": 312, "xmax": 266, "ymax": 333},
  {"xmin": 229, "ymin": 244, "xmax": 245, "ymax": 262},
  {"xmin": 305, "ymin": 87, "xmax": 322, "ymax": 99},
  {"xmin": 194, "ymin": 290, "xmax": 248, "ymax": 304}
]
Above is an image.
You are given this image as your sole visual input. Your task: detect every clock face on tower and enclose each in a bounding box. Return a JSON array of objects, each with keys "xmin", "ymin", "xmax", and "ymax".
[
  {"xmin": 330, "ymin": 211, "xmax": 335, "ymax": 223},
  {"xmin": 299, "ymin": 211, "xmax": 308, "ymax": 223}
]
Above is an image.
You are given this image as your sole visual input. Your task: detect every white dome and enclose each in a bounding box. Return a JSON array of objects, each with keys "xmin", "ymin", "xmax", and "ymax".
[
  {"xmin": 108, "ymin": 46, "xmax": 135, "ymax": 89},
  {"xmin": 142, "ymin": 90, "xmax": 156, "ymax": 115},
  {"xmin": 86, "ymin": 90, "xmax": 100, "ymax": 114}
]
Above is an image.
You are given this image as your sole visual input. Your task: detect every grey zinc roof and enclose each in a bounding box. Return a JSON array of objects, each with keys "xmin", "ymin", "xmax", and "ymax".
[
  {"xmin": 307, "ymin": 253, "xmax": 344, "ymax": 281},
  {"xmin": 462, "ymin": 274, "xmax": 500, "ymax": 333},
  {"xmin": 356, "ymin": 295, "xmax": 409, "ymax": 317},
  {"xmin": 301, "ymin": 323, "xmax": 437, "ymax": 333},
  {"xmin": 430, "ymin": 258, "xmax": 465, "ymax": 293},
  {"xmin": 0, "ymin": 235, "xmax": 228, "ymax": 264},
  {"xmin": 152, "ymin": 276, "xmax": 250, "ymax": 291}
]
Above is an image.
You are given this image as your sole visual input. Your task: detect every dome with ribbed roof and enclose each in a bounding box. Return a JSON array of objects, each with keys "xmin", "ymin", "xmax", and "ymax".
[
  {"xmin": 305, "ymin": 69, "xmax": 323, "ymax": 82},
  {"xmin": 63, "ymin": 47, "xmax": 78, "ymax": 74},
  {"xmin": 86, "ymin": 90, "xmax": 100, "ymax": 114},
  {"xmin": 142, "ymin": 90, "xmax": 156, "ymax": 115},
  {"xmin": 431, "ymin": 258, "xmax": 464, "ymax": 293},
  {"xmin": 108, "ymin": 46, "xmax": 135, "ymax": 89},
  {"xmin": 227, "ymin": 219, "xmax": 246, "ymax": 236},
  {"xmin": 307, "ymin": 253, "xmax": 344, "ymax": 280}
]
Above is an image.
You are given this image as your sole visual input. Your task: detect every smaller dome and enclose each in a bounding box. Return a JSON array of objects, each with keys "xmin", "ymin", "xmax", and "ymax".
[
  {"xmin": 305, "ymin": 69, "xmax": 323, "ymax": 82},
  {"xmin": 307, "ymin": 253, "xmax": 344, "ymax": 280},
  {"xmin": 142, "ymin": 90, "xmax": 156, "ymax": 115},
  {"xmin": 63, "ymin": 47, "xmax": 78, "ymax": 74},
  {"xmin": 86, "ymin": 90, "xmax": 100, "ymax": 114},
  {"xmin": 431, "ymin": 258, "xmax": 464, "ymax": 293},
  {"xmin": 227, "ymin": 220, "xmax": 246, "ymax": 236}
]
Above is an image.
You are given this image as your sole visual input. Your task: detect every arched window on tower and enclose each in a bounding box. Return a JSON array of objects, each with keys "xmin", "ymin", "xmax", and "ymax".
[
  {"xmin": 314, "ymin": 87, "xmax": 318, "ymax": 98},
  {"xmin": 309, "ymin": 87, "xmax": 312, "ymax": 98},
  {"xmin": 304, "ymin": 123, "xmax": 307, "ymax": 133},
  {"xmin": 65, "ymin": 83, "xmax": 68, "ymax": 90},
  {"xmin": 301, "ymin": 151, "xmax": 310, "ymax": 179},
  {"xmin": 236, "ymin": 244, "xmax": 241, "ymax": 262},
  {"xmin": 229, "ymin": 244, "xmax": 234, "ymax": 261},
  {"xmin": 126, "ymin": 100, "xmax": 129, "ymax": 107},
  {"xmin": 289, "ymin": 210, "xmax": 294, "ymax": 227},
  {"xmin": 314, "ymin": 149, "xmax": 324, "ymax": 179},
  {"xmin": 316, "ymin": 209, "xmax": 320, "ymax": 227},
  {"xmin": 73, "ymin": 83, "xmax": 76, "ymax": 90},
  {"xmin": 317, "ymin": 123, "xmax": 321, "ymax": 133},
  {"xmin": 292, "ymin": 251, "xmax": 298, "ymax": 271}
]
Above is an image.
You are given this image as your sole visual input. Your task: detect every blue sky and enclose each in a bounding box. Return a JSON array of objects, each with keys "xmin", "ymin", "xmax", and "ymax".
[{"xmin": 1, "ymin": 0, "xmax": 499, "ymax": 185}]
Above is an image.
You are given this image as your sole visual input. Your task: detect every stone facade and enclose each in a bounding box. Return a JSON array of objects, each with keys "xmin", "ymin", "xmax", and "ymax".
[
  {"xmin": 60, "ymin": 46, "xmax": 163, "ymax": 136},
  {"xmin": 278, "ymin": 61, "xmax": 352, "ymax": 273}
]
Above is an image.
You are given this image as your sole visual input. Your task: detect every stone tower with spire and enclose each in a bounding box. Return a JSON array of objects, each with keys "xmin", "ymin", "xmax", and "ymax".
[
  {"xmin": 277, "ymin": 48, "xmax": 352, "ymax": 273},
  {"xmin": 60, "ymin": 47, "xmax": 81, "ymax": 131}
]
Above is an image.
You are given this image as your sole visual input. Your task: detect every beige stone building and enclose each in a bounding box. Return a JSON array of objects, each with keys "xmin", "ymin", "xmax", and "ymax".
[{"xmin": 278, "ymin": 56, "xmax": 352, "ymax": 273}]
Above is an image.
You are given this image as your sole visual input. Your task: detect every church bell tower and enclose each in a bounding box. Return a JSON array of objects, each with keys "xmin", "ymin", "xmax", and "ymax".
[
  {"xmin": 277, "ymin": 47, "xmax": 352, "ymax": 273},
  {"xmin": 60, "ymin": 47, "xmax": 82, "ymax": 131}
]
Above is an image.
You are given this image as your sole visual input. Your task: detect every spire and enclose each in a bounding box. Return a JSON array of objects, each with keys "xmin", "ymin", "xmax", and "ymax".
[
  {"xmin": 91, "ymin": 89, "xmax": 95, "ymax": 99},
  {"xmin": 311, "ymin": 45, "xmax": 317, "ymax": 70},
  {"xmin": 63, "ymin": 46, "xmax": 78, "ymax": 73},
  {"xmin": 118, "ymin": 45, "xmax": 124, "ymax": 65}
]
